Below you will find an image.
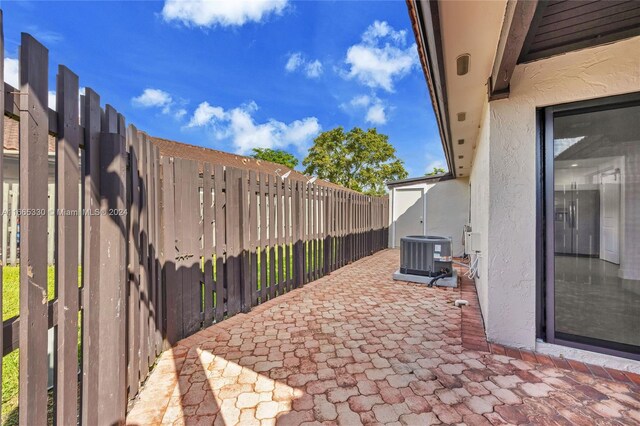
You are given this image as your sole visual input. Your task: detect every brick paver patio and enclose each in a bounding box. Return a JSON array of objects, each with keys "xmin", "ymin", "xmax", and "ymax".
[{"xmin": 127, "ymin": 250, "xmax": 640, "ymax": 425}]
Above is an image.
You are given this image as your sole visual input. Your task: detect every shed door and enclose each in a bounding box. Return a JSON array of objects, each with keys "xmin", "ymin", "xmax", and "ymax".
[{"xmin": 394, "ymin": 188, "xmax": 424, "ymax": 246}]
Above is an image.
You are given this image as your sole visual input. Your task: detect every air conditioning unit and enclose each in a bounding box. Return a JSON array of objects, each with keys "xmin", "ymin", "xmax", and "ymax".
[{"xmin": 393, "ymin": 235, "xmax": 457, "ymax": 287}]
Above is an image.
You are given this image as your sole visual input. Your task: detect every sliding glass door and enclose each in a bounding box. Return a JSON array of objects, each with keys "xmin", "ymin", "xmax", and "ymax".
[{"xmin": 544, "ymin": 94, "xmax": 640, "ymax": 359}]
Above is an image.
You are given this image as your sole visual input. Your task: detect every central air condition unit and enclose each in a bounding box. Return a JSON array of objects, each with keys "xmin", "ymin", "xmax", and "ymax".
[{"xmin": 393, "ymin": 235, "xmax": 457, "ymax": 287}]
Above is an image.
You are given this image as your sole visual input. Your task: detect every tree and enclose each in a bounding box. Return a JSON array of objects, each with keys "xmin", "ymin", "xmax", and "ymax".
[
  {"xmin": 303, "ymin": 127, "xmax": 408, "ymax": 196},
  {"xmin": 251, "ymin": 148, "xmax": 299, "ymax": 170},
  {"xmin": 426, "ymin": 166, "xmax": 446, "ymax": 176}
]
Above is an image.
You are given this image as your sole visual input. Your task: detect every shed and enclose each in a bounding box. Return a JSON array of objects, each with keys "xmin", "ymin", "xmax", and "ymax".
[{"xmin": 387, "ymin": 174, "xmax": 469, "ymax": 256}]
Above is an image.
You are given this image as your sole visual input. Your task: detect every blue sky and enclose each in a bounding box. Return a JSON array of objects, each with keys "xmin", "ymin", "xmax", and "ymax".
[{"xmin": 3, "ymin": 0, "xmax": 445, "ymax": 177}]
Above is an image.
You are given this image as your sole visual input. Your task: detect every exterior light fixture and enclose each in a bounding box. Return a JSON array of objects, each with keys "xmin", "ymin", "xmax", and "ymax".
[
  {"xmin": 456, "ymin": 54, "xmax": 470, "ymax": 76},
  {"xmin": 457, "ymin": 112, "xmax": 466, "ymax": 122},
  {"xmin": 571, "ymin": 163, "xmax": 578, "ymax": 167}
]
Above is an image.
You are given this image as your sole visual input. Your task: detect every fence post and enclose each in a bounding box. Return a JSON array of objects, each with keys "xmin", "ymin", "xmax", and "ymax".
[{"xmin": 18, "ymin": 33, "xmax": 49, "ymax": 426}]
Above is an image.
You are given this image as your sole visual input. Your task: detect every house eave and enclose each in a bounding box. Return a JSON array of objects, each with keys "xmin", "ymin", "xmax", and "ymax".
[
  {"xmin": 386, "ymin": 172, "xmax": 454, "ymax": 188},
  {"xmin": 406, "ymin": 0, "xmax": 456, "ymax": 177}
]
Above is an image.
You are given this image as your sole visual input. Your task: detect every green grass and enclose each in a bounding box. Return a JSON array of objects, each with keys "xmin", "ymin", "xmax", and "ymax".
[{"xmin": 2, "ymin": 266, "xmax": 56, "ymax": 425}]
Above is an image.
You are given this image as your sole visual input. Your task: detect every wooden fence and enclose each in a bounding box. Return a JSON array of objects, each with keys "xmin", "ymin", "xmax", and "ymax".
[{"xmin": 0, "ymin": 19, "xmax": 389, "ymax": 426}]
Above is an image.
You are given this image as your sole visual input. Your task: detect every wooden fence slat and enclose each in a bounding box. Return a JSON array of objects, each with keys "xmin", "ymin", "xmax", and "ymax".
[
  {"xmin": 152, "ymin": 145, "xmax": 163, "ymax": 356},
  {"xmin": 291, "ymin": 181, "xmax": 299, "ymax": 289},
  {"xmin": 97, "ymin": 127, "xmax": 127, "ymax": 423},
  {"xmin": 203, "ymin": 163, "xmax": 214, "ymax": 326},
  {"xmin": 144, "ymin": 135, "xmax": 157, "ymax": 367},
  {"xmin": 276, "ymin": 176, "xmax": 284, "ymax": 295},
  {"xmin": 296, "ymin": 181, "xmax": 305, "ymax": 288},
  {"xmin": 55, "ymin": 64, "xmax": 81, "ymax": 426},
  {"xmin": 18, "ymin": 33, "xmax": 50, "ymax": 425},
  {"xmin": 249, "ymin": 171, "xmax": 258, "ymax": 307},
  {"xmin": 185, "ymin": 159, "xmax": 202, "ymax": 335},
  {"xmin": 160, "ymin": 155, "xmax": 177, "ymax": 347},
  {"xmin": 225, "ymin": 168, "xmax": 242, "ymax": 316},
  {"xmin": 303, "ymin": 183, "xmax": 308, "ymax": 284},
  {"xmin": 268, "ymin": 175, "xmax": 276, "ymax": 298},
  {"xmin": 309, "ymin": 184, "xmax": 315, "ymax": 281},
  {"xmin": 0, "ymin": 12, "xmax": 4, "ymax": 416},
  {"xmin": 138, "ymin": 132, "xmax": 150, "ymax": 380},
  {"xmin": 284, "ymin": 179, "xmax": 292, "ymax": 291},
  {"xmin": 240, "ymin": 170, "xmax": 251, "ymax": 312},
  {"xmin": 127, "ymin": 125, "xmax": 141, "ymax": 396},
  {"xmin": 81, "ymin": 86, "xmax": 101, "ymax": 426},
  {"xmin": 259, "ymin": 173, "xmax": 268, "ymax": 301},
  {"xmin": 213, "ymin": 165, "xmax": 225, "ymax": 322}
]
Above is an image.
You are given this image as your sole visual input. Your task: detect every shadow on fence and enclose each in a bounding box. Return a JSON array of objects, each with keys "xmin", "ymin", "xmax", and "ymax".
[{"xmin": 0, "ymin": 16, "xmax": 389, "ymax": 425}]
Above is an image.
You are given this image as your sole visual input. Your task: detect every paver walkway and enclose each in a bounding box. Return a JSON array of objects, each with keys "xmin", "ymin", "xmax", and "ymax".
[{"xmin": 127, "ymin": 250, "xmax": 640, "ymax": 425}]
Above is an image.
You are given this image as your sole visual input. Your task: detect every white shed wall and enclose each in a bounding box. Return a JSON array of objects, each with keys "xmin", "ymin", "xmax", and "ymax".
[{"xmin": 389, "ymin": 178, "xmax": 469, "ymax": 257}]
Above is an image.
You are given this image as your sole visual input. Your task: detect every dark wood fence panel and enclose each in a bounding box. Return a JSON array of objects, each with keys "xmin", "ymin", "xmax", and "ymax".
[{"xmin": 1, "ymin": 24, "xmax": 389, "ymax": 424}]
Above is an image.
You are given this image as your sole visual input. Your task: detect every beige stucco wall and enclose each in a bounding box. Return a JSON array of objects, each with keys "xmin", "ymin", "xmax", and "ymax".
[
  {"xmin": 469, "ymin": 103, "xmax": 491, "ymax": 320},
  {"xmin": 471, "ymin": 35, "xmax": 640, "ymax": 349}
]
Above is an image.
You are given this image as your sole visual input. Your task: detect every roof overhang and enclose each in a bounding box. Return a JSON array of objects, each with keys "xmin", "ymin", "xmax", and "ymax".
[
  {"xmin": 408, "ymin": 0, "xmax": 640, "ymax": 177},
  {"xmin": 407, "ymin": 0, "xmax": 509, "ymax": 178},
  {"xmin": 387, "ymin": 172, "xmax": 454, "ymax": 188}
]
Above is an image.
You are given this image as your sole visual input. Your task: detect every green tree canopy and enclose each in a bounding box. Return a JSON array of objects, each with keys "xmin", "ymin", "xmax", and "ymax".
[
  {"xmin": 302, "ymin": 126, "xmax": 408, "ymax": 196},
  {"xmin": 251, "ymin": 147, "xmax": 299, "ymax": 170},
  {"xmin": 426, "ymin": 166, "xmax": 446, "ymax": 176}
]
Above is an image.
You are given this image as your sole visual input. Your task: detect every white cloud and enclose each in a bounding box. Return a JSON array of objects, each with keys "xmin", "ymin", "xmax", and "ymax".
[
  {"xmin": 185, "ymin": 100, "xmax": 321, "ymax": 155},
  {"xmin": 344, "ymin": 20, "xmax": 418, "ymax": 92},
  {"xmin": 132, "ymin": 88, "xmax": 173, "ymax": 108},
  {"xmin": 285, "ymin": 52, "xmax": 323, "ymax": 78},
  {"xmin": 305, "ymin": 60, "xmax": 323, "ymax": 78},
  {"xmin": 132, "ymin": 88, "xmax": 187, "ymax": 120},
  {"xmin": 162, "ymin": 0, "xmax": 288, "ymax": 28},
  {"xmin": 365, "ymin": 103, "xmax": 386, "ymax": 125},
  {"xmin": 4, "ymin": 57, "xmax": 19, "ymax": 88},
  {"xmin": 350, "ymin": 95, "xmax": 371, "ymax": 108},
  {"xmin": 362, "ymin": 21, "xmax": 406, "ymax": 45},
  {"xmin": 345, "ymin": 94, "xmax": 387, "ymax": 125},
  {"xmin": 174, "ymin": 108, "xmax": 188, "ymax": 119},
  {"xmin": 188, "ymin": 101, "xmax": 225, "ymax": 127},
  {"xmin": 285, "ymin": 52, "xmax": 302, "ymax": 72}
]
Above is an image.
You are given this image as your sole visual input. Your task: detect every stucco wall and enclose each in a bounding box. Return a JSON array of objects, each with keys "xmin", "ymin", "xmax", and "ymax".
[
  {"xmin": 477, "ymin": 36, "xmax": 640, "ymax": 349},
  {"xmin": 469, "ymin": 103, "xmax": 491, "ymax": 322}
]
